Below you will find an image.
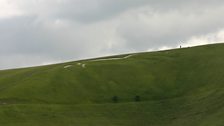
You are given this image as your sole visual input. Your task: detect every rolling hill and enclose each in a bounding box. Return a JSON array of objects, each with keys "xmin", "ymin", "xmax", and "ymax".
[{"xmin": 0, "ymin": 43, "xmax": 224, "ymax": 126}]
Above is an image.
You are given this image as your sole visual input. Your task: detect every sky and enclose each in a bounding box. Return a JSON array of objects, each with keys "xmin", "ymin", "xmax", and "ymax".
[{"xmin": 0, "ymin": 0, "xmax": 224, "ymax": 70}]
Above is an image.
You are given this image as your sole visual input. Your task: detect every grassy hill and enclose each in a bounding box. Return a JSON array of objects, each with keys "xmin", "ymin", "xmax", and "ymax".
[{"xmin": 0, "ymin": 43, "xmax": 224, "ymax": 126}]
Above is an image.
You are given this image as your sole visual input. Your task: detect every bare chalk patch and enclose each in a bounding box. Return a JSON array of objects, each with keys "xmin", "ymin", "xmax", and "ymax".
[
  {"xmin": 64, "ymin": 65, "xmax": 73, "ymax": 69},
  {"xmin": 69, "ymin": 55, "xmax": 134, "ymax": 69},
  {"xmin": 82, "ymin": 64, "xmax": 86, "ymax": 68}
]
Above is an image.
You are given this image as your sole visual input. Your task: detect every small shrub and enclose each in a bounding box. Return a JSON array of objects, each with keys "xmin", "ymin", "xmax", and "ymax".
[
  {"xmin": 112, "ymin": 96, "xmax": 118, "ymax": 103},
  {"xmin": 135, "ymin": 95, "xmax": 140, "ymax": 102}
]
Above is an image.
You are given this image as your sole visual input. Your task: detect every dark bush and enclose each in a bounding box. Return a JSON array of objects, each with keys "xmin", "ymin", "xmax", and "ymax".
[
  {"xmin": 135, "ymin": 95, "xmax": 140, "ymax": 102},
  {"xmin": 112, "ymin": 96, "xmax": 118, "ymax": 103}
]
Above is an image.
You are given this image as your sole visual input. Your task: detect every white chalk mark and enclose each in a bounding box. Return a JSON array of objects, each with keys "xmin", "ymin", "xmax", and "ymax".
[
  {"xmin": 89, "ymin": 54, "xmax": 134, "ymax": 62},
  {"xmin": 82, "ymin": 64, "xmax": 86, "ymax": 68},
  {"xmin": 64, "ymin": 65, "xmax": 73, "ymax": 69}
]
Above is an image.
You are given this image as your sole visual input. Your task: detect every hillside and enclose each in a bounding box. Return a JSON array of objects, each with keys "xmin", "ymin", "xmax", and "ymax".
[{"xmin": 0, "ymin": 43, "xmax": 224, "ymax": 126}]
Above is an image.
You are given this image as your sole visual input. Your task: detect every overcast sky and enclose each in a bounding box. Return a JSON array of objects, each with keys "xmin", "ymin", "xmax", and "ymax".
[{"xmin": 0, "ymin": 0, "xmax": 224, "ymax": 70}]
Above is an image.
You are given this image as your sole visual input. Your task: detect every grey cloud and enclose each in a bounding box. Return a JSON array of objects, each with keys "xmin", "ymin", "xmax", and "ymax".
[
  {"xmin": 13, "ymin": 0, "xmax": 224, "ymax": 23},
  {"xmin": 0, "ymin": 16, "xmax": 59, "ymax": 56},
  {"xmin": 0, "ymin": 54, "xmax": 57, "ymax": 70},
  {"xmin": 15, "ymin": 0, "xmax": 153, "ymax": 23},
  {"xmin": 116, "ymin": 2, "xmax": 224, "ymax": 50},
  {"xmin": 0, "ymin": 15, "xmax": 122, "ymax": 69},
  {"xmin": 40, "ymin": 0, "xmax": 224, "ymax": 23},
  {"xmin": 13, "ymin": 0, "xmax": 190, "ymax": 23}
]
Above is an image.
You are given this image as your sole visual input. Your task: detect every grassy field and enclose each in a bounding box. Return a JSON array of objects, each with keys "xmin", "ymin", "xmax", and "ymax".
[{"xmin": 0, "ymin": 43, "xmax": 224, "ymax": 125}]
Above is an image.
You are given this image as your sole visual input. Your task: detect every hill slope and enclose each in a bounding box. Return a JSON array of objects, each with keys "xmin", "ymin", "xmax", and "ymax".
[{"xmin": 0, "ymin": 43, "xmax": 224, "ymax": 126}]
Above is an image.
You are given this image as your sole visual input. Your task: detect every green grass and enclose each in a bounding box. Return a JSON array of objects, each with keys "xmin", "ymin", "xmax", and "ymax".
[{"xmin": 0, "ymin": 43, "xmax": 224, "ymax": 125}]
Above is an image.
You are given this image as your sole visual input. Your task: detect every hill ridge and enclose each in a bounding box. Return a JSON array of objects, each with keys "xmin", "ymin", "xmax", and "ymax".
[{"xmin": 0, "ymin": 43, "xmax": 224, "ymax": 126}]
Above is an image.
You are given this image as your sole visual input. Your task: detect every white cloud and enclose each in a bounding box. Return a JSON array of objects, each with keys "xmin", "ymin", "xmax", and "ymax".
[
  {"xmin": 116, "ymin": 4, "xmax": 224, "ymax": 50},
  {"xmin": 0, "ymin": 0, "xmax": 23, "ymax": 18},
  {"xmin": 183, "ymin": 30, "xmax": 224, "ymax": 47}
]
